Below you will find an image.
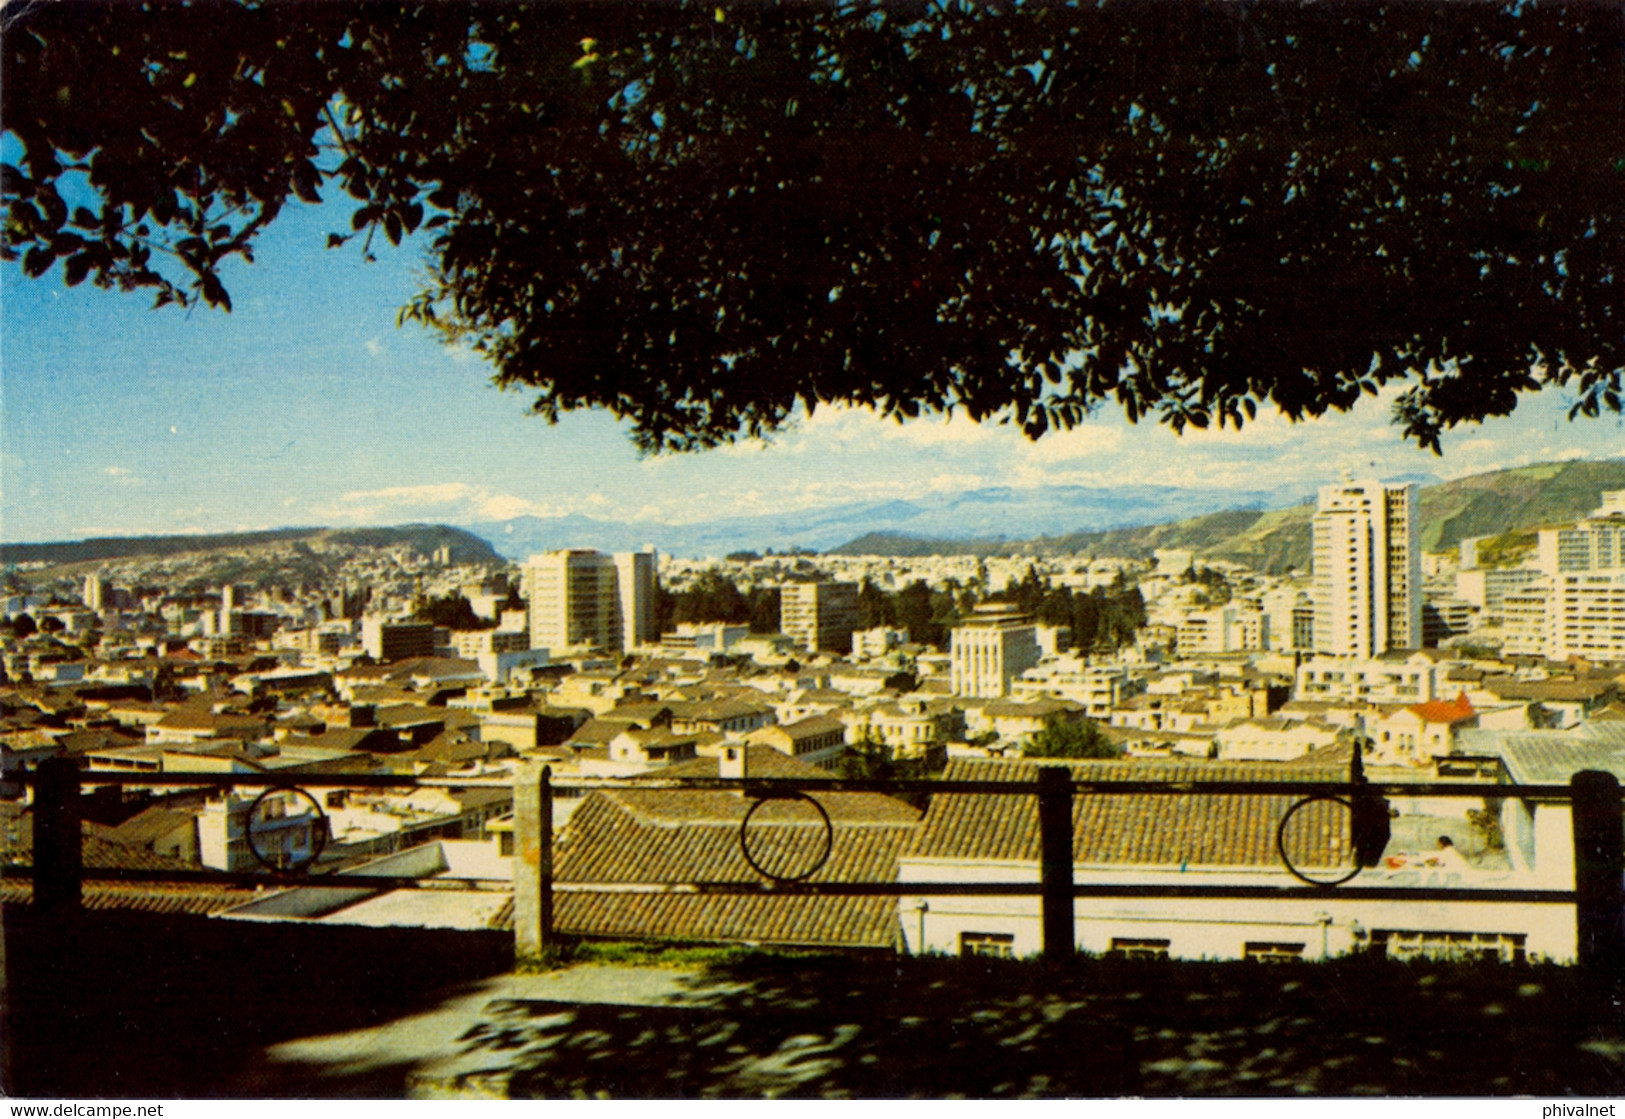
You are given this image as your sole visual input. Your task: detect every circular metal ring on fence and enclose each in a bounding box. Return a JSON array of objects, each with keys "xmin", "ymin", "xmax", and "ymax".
[
  {"xmin": 738, "ymin": 790, "xmax": 834, "ymax": 884},
  {"xmin": 1276, "ymin": 794, "xmax": 1362, "ymax": 888},
  {"xmin": 244, "ymin": 785, "xmax": 330, "ymax": 873}
]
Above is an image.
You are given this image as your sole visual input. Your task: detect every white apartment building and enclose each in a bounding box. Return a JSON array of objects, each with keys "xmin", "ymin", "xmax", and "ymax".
[
  {"xmin": 1011, "ymin": 656, "xmax": 1138, "ymax": 718},
  {"xmin": 950, "ymin": 604, "xmax": 1041, "ymax": 698},
  {"xmin": 450, "ymin": 628, "xmax": 532, "ymax": 659},
  {"xmin": 852, "ymin": 626, "xmax": 910, "ymax": 661},
  {"xmin": 1259, "ymin": 586, "xmax": 1315, "ymax": 652},
  {"xmin": 613, "ymin": 548, "xmax": 659, "ymax": 650},
  {"xmin": 1500, "ymin": 581, "xmax": 1553, "ymax": 658},
  {"xmin": 1534, "ymin": 493, "xmax": 1625, "ymax": 663},
  {"xmin": 1455, "ymin": 566, "xmax": 1545, "ymax": 620},
  {"xmin": 1312, "ymin": 481, "xmax": 1421, "ymax": 658},
  {"xmin": 524, "ymin": 548, "xmax": 656, "ymax": 653},
  {"xmin": 1176, "ymin": 604, "xmax": 1267, "ymax": 655},
  {"xmin": 780, "ymin": 581, "xmax": 860, "ymax": 654},
  {"xmin": 1294, "ymin": 650, "xmax": 1441, "ymax": 704}
]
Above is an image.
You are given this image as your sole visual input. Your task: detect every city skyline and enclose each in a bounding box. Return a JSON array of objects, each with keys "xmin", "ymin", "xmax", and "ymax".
[{"xmin": 4, "ymin": 188, "xmax": 1623, "ymax": 549}]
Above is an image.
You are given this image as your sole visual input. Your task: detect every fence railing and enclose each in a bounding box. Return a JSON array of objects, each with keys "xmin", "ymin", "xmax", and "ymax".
[{"xmin": 11, "ymin": 757, "xmax": 1624, "ymax": 973}]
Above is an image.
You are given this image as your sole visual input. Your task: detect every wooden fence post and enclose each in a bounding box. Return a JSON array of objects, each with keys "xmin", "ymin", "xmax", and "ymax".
[
  {"xmin": 1571, "ymin": 770, "xmax": 1624, "ymax": 977},
  {"xmin": 513, "ymin": 762, "xmax": 554, "ymax": 960},
  {"xmin": 1038, "ymin": 766, "xmax": 1075, "ymax": 963},
  {"xmin": 33, "ymin": 758, "xmax": 82, "ymax": 915}
]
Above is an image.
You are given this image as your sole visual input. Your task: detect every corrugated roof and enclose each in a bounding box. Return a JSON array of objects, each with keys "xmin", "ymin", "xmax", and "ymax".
[{"xmin": 1467, "ymin": 722, "xmax": 1625, "ymax": 785}]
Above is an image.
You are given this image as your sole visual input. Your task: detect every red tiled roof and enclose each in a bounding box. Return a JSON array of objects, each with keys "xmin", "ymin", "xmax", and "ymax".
[
  {"xmin": 0, "ymin": 880, "xmax": 255, "ymax": 916},
  {"xmin": 547, "ymin": 747, "xmax": 919, "ymax": 948},
  {"xmin": 908, "ymin": 757, "xmax": 1349, "ymax": 870},
  {"xmin": 1407, "ymin": 692, "xmax": 1477, "ymax": 725}
]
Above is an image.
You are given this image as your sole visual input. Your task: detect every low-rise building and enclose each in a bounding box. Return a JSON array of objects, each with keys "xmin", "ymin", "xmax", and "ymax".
[
  {"xmin": 1214, "ymin": 717, "xmax": 1344, "ymax": 762},
  {"xmin": 1295, "ymin": 651, "xmax": 1444, "ymax": 705},
  {"xmin": 899, "ymin": 757, "xmax": 1566, "ymax": 963},
  {"xmin": 844, "ymin": 695, "xmax": 961, "ymax": 757},
  {"xmin": 1368, "ymin": 694, "xmax": 1479, "ymax": 766},
  {"xmin": 745, "ymin": 714, "xmax": 848, "ymax": 765}
]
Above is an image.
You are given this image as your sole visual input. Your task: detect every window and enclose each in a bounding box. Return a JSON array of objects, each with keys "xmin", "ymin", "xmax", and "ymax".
[
  {"xmin": 1370, "ymin": 930, "xmax": 1526, "ymax": 964},
  {"xmin": 1244, "ymin": 941, "xmax": 1305, "ymax": 963},
  {"xmin": 960, "ymin": 932, "xmax": 1015, "ymax": 959},
  {"xmin": 1109, "ymin": 937, "xmax": 1170, "ymax": 960}
]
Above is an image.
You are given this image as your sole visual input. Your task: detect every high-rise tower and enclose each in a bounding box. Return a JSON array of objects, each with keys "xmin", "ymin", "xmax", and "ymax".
[
  {"xmin": 1312, "ymin": 481, "xmax": 1420, "ymax": 658},
  {"xmin": 523, "ymin": 548, "xmax": 657, "ymax": 653}
]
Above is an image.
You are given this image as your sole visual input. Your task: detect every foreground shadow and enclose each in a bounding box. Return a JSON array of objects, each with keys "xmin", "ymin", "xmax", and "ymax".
[
  {"xmin": 445, "ymin": 953, "xmax": 1625, "ymax": 1098},
  {"xmin": 5, "ymin": 905, "xmax": 1622, "ymax": 1098},
  {"xmin": 2, "ymin": 904, "xmax": 513, "ymax": 1098}
]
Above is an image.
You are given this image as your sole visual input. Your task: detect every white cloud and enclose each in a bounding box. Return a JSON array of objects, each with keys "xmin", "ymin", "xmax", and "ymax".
[
  {"xmin": 364, "ymin": 336, "xmax": 386, "ymax": 357},
  {"xmin": 1017, "ymin": 424, "xmax": 1125, "ymax": 463},
  {"xmin": 927, "ymin": 473, "xmax": 987, "ymax": 493},
  {"xmin": 97, "ymin": 466, "xmax": 143, "ymax": 487},
  {"xmin": 315, "ymin": 482, "xmax": 565, "ymax": 524}
]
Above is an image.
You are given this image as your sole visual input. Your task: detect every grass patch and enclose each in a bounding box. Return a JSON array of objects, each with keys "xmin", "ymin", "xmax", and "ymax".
[{"xmin": 515, "ymin": 937, "xmax": 853, "ymax": 973}]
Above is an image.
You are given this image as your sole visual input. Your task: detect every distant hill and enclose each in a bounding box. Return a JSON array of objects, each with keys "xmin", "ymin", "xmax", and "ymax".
[
  {"xmin": 1, "ymin": 524, "xmax": 502, "ymax": 569},
  {"xmin": 829, "ymin": 459, "xmax": 1625, "ymax": 573}
]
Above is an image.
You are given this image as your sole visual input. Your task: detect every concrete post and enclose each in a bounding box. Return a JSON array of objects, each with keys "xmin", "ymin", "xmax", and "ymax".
[
  {"xmin": 1570, "ymin": 770, "xmax": 1624, "ymax": 978},
  {"xmin": 513, "ymin": 762, "xmax": 554, "ymax": 960},
  {"xmin": 33, "ymin": 758, "xmax": 82, "ymax": 915},
  {"xmin": 1037, "ymin": 766, "xmax": 1075, "ymax": 962}
]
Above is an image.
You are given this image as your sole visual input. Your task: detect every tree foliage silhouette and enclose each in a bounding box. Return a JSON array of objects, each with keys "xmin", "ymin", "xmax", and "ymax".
[{"xmin": 4, "ymin": 1, "xmax": 1622, "ymax": 452}]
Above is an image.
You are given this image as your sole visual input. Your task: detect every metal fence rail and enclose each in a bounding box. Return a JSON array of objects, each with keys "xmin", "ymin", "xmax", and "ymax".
[{"xmin": 12, "ymin": 758, "xmax": 1623, "ymax": 972}]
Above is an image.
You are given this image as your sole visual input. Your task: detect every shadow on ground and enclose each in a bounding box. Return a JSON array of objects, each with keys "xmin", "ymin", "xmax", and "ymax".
[
  {"xmin": 4, "ymin": 905, "xmax": 1622, "ymax": 1098},
  {"xmin": 435, "ymin": 953, "xmax": 1625, "ymax": 1098},
  {"xmin": 2, "ymin": 904, "xmax": 513, "ymax": 1097}
]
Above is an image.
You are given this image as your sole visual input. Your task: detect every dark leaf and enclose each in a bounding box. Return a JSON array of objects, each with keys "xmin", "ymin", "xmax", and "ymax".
[
  {"xmin": 63, "ymin": 252, "xmax": 92, "ymax": 286},
  {"xmin": 21, "ymin": 247, "xmax": 54, "ymax": 278},
  {"xmin": 199, "ymin": 272, "xmax": 232, "ymax": 312}
]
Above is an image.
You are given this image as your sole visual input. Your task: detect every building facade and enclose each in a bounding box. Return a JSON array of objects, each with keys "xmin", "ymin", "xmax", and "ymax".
[
  {"xmin": 780, "ymin": 581, "xmax": 860, "ymax": 654},
  {"xmin": 1535, "ymin": 493, "xmax": 1625, "ymax": 663},
  {"xmin": 950, "ymin": 604, "xmax": 1041, "ymax": 698},
  {"xmin": 524, "ymin": 548, "xmax": 656, "ymax": 653},
  {"xmin": 1312, "ymin": 481, "xmax": 1421, "ymax": 658},
  {"xmin": 360, "ymin": 618, "xmax": 436, "ymax": 662}
]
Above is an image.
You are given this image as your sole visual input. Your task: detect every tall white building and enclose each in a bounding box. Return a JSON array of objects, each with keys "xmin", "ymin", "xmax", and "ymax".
[
  {"xmin": 83, "ymin": 573, "xmax": 109, "ymax": 612},
  {"xmin": 524, "ymin": 548, "xmax": 656, "ymax": 653},
  {"xmin": 613, "ymin": 548, "xmax": 659, "ymax": 651},
  {"xmin": 950, "ymin": 604, "xmax": 1041, "ymax": 698},
  {"xmin": 1534, "ymin": 492, "xmax": 1625, "ymax": 664},
  {"xmin": 1312, "ymin": 481, "xmax": 1420, "ymax": 658}
]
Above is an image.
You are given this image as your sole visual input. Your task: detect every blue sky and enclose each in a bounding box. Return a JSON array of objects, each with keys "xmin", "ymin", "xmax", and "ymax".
[{"xmin": 3, "ymin": 190, "xmax": 1622, "ymax": 549}]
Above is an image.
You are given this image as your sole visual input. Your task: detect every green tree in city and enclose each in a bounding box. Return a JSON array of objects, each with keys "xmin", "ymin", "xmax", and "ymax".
[
  {"xmin": 672, "ymin": 568, "xmax": 749, "ymax": 625},
  {"xmin": 745, "ymin": 585, "xmax": 781, "ymax": 635},
  {"xmin": 1023, "ymin": 719, "xmax": 1120, "ymax": 760},
  {"xmin": 856, "ymin": 578, "xmax": 897, "ymax": 631},
  {"xmin": 413, "ymin": 593, "xmax": 492, "ymax": 630},
  {"xmin": 895, "ymin": 580, "xmax": 942, "ymax": 649}
]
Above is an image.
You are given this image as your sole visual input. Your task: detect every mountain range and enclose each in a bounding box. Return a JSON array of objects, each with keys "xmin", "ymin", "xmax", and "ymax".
[
  {"xmin": 8, "ymin": 460, "xmax": 1622, "ymax": 576},
  {"xmin": 463, "ymin": 481, "xmax": 1334, "ymax": 561},
  {"xmin": 829, "ymin": 459, "xmax": 1625, "ymax": 572}
]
